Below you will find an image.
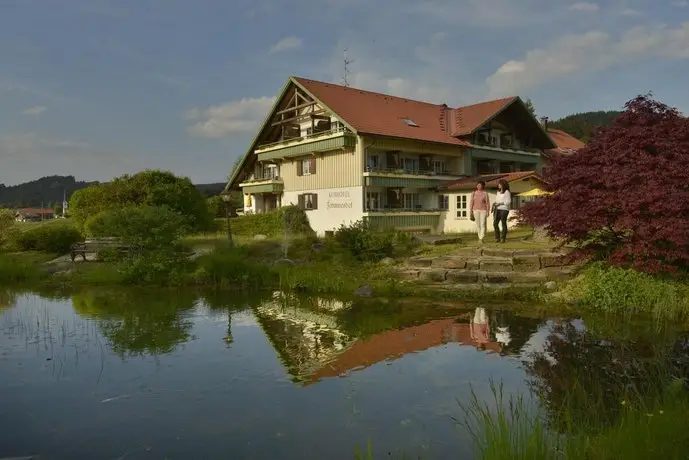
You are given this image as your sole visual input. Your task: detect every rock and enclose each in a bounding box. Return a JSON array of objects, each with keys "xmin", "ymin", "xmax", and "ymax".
[
  {"xmin": 412, "ymin": 248, "xmax": 424, "ymax": 255},
  {"xmin": 407, "ymin": 257, "xmax": 434, "ymax": 268},
  {"xmin": 274, "ymin": 258, "xmax": 295, "ymax": 266},
  {"xmin": 355, "ymin": 284, "xmax": 375, "ymax": 297},
  {"xmin": 419, "ymin": 270, "xmax": 447, "ymax": 282},
  {"xmin": 432, "ymin": 257, "xmax": 468, "ymax": 269},
  {"xmin": 445, "ymin": 270, "xmax": 479, "ymax": 283},
  {"xmin": 253, "ymin": 234, "xmax": 268, "ymax": 241},
  {"xmin": 544, "ymin": 281, "xmax": 558, "ymax": 291},
  {"xmin": 379, "ymin": 257, "xmax": 395, "ymax": 265}
]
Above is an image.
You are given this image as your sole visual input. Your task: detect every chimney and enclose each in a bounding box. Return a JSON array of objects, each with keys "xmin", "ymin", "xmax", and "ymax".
[
  {"xmin": 439, "ymin": 104, "xmax": 448, "ymax": 133},
  {"xmin": 540, "ymin": 116, "xmax": 549, "ymax": 131}
]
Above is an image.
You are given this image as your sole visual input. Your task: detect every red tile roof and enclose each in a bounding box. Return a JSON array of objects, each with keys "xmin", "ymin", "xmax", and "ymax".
[
  {"xmin": 306, "ymin": 317, "xmax": 501, "ymax": 384},
  {"xmin": 16, "ymin": 208, "xmax": 54, "ymax": 215},
  {"xmin": 438, "ymin": 171, "xmax": 545, "ymax": 191},
  {"xmin": 546, "ymin": 128, "xmax": 585, "ymax": 155},
  {"xmin": 450, "ymin": 97, "xmax": 517, "ymax": 136},
  {"xmin": 294, "ymin": 77, "xmax": 523, "ymax": 147}
]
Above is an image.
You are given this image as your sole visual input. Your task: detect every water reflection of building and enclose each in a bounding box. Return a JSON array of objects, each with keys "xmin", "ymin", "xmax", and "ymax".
[
  {"xmin": 305, "ymin": 317, "xmax": 507, "ymax": 385},
  {"xmin": 254, "ymin": 292, "xmax": 356, "ymax": 382},
  {"xmin": 255, "ymin": 297, "xmax": 544, "ymax": 385}
]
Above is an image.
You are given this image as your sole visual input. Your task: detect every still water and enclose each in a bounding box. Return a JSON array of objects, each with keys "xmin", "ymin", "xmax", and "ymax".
[{"xmin": 0, "ymin": 289, "xmax": 686, "ymax": 459}]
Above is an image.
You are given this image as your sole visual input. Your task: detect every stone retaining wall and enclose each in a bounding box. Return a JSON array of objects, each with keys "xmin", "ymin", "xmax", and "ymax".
[{"xmin": 399, "ymin": 248, "xmax": 582, "ymax": 287}]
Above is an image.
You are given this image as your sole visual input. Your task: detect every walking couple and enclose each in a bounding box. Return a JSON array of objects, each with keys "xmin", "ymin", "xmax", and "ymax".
[{"xmin": 469, "ymin": 179, "xmax": 511, "ymax": 244}]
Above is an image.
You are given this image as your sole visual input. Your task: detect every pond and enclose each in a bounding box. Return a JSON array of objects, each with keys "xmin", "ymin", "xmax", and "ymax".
[{"xmin": 1, "ymin": 288, "xmax": 688, "ymax": 459}]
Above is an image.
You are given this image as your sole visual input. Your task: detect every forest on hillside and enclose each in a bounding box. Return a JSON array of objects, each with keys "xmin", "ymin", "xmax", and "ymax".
[
  {"xmin": 0, "ymin": 175, "xmax": 226, "ymax": 208},
  {"xmin": 550, "ymin": 110, "xmax": 622, "ymax": 142}
]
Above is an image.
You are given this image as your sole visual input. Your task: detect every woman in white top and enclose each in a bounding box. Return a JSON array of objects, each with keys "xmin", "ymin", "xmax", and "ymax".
[{"xmin": 493, "ymin": 179, "xmax": 511, "ymax": 243}]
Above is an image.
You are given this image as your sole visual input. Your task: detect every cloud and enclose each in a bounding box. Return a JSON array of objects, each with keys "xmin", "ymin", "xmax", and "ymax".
[
  {"xmin": 672, "ymin": 0, "xmax": 688, "ymax": 7},
  {"xmin": 0, "ymin": 80, "xmax": 72, "ymax": 102},
  {"xmin": 620, "ymin": 8, "xmax": 641, "ymax": 16},
  {"xmin": 269, "ymin": 36, "xmax": 303, "ymax": 53},
  {"xmin": 21, "ymin": 106, "xmax": 48, "ymax": 116},
  {"xmin": 568, "ymin": 2, "xmax": 599, "ymax": 12},
  {"xmin": 0, "ymin": 133, "xmax": 134, "ymax": 185},
  {"xmin": 185, "ymin": 97, "xmax": 275, "ymax": 138},
  {"xmin": 486, "ymin": 22, "xmax": 689, "ymax": 97}
]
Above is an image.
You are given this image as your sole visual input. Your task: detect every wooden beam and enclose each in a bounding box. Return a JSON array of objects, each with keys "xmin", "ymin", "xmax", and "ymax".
[
  {"xmin": 275, "ymin": 100, "xmax": 316, "ymax": 116},
  {"xmin": 270, "ymin": 109, "xmax": 327, "ymax": 126}
]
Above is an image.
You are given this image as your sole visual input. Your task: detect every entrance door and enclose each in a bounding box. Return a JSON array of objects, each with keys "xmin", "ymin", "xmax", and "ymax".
[{"xmin": 264, "ymin": 194, "xmax": 278, "ymax": 212}]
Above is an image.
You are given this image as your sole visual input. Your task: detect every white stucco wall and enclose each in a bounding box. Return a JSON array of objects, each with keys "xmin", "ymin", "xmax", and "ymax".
[
  {"xmin": 438, "ymin": 191, "xmax": 521, "ymax": 234},
  {"xmin": 283, "ymin": 186, "xmax": 365, "ymax": 236}
]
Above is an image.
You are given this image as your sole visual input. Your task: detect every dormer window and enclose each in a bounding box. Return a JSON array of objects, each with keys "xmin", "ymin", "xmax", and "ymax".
[{"xmin": 401, "ymin": 118, "xmax": 419, "ymax": 127}]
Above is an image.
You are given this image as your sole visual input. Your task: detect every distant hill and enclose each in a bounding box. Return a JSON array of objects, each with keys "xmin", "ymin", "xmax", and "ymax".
[
  {"xmin": 0, "ymin": 176, "xmax": 227, "ymax": 208},
  {"xmin": 0, "ymin": 175, "xmax": 97, "ymax": 209},
  {"xmin": 549, "ymin": 111, "xmax": 622, "ymax": 143}
]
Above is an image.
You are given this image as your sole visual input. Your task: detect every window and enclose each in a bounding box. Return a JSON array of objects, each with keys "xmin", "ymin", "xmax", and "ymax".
[
  {"xmin": 298, "ymin": 157, "xmax": 316, "ymax": 176},
  {"xmin": 476, "ymin": 160, "xmax": 495, "ymax": 175},
  {"xmin": 438, "ymin": 195, "xmax": 449, "ymax": 210},
  {"xmin": 262, "ymin": 164, "xmax": 279, "ymax": 179},
  {"xmin": 403, "ymin": 158, "xmax": 419, "ymax": 173},
  {"xmin": 403, "ymin": 192, "xmax": 419, "ymax": 209},
  {"xmin": 401, "ymin": 118, "xmax": 419, "ymax": 127},
  {"xmin": 433, "ymin": 159, "xmax": 446, "ymax": 174},
  {"xmin": 491, "ymin": 135, "xmax": 499, "ymax": 147},
  {"xmin": 511, "ymin": 195, "xmax": 522, "ymax": 210},
  {"xmin": 366, "ymin": 191, "xmax": 380, "ymax": 210},
  {"xmin": 298, "ymin": 193, "xmax": 318, "ymax": 210},
  {"xmin": 367, "ymin": 155, "xmax": 379, "ymax": 170},
  {"xmin": 456, "ymin": 195, "xmax": 468, "ymax": 219}
]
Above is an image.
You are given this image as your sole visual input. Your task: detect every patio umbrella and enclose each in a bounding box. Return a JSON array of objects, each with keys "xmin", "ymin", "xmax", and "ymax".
[{"xmin": 518, "ymin": 188, "xmax": 552, "ymax": 197}]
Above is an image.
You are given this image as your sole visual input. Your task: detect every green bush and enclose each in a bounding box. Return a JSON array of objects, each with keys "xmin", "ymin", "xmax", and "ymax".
[
  {"xmin": 16, "ymin": 222, "xmax": 83, "ymax": 254},
  {"xmin": 116, "ymin": 250, "xmax": 192, "ymax": 286},
  {"xmin": 333, "ymin": 220, "xmax": 399, "ymax": 261},
  {"xmin": 0, "ymin": 253, "xmax": 45, "ymax": 284},
  {"xmin": 86, "ymin": 205, "xmax": 189, "ymax": 250},
  {"xmin": 0, "ymin": 209, "xmax": 18, "ymax": 250},
  {"xmin": 574, "ymin": 263, "xmax": 689, "ymax": 319},
  {"xmin": 70, "ymin": 169, "xmax": 213, "ymax": 232},
  {"xmin": 194, "ymin": 245, "xmax": 276, "ymax": 289},
  {"xmin": 225, "ymin": 206, "xmax": 314, "ymax": 237}
]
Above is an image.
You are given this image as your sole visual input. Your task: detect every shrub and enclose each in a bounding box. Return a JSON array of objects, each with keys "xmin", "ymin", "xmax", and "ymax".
[
  {"xmin": 16, "ymin": 222, "xmax": 83, "ymax": 254},
  {"xmin": 573, "ymin": 263, "xmax": 689, "ymax": 319},
  {"xmin": 0, "ymin": 209, "xmax": 18, "ymax": 250},
  {"xmin": 194, "ymin": 245, "xmax": 275, "ymax": 289},
  {"xmin": 225, "ymin": 206, "xmax": 314, "ymax": 237},
  {"xmin": 70, "ymin": 169, "xmax": 213, "ymax": 232},
  {"xmin": 86, "ymin": 205, "xmax": 189, "ymax": 250},
  {"xmin": 333, "ymin": 220, "xmax": 410, "ymax": 261},
  {"xmin": 116, "ymin": 250, "xmax": 192, "ymax": 286},
  {"xmin": 520, "ymin": 94, "xmax": 689, "ymax": 274}
]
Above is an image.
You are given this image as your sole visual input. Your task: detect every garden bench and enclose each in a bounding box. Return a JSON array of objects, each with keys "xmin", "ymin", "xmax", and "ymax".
[{"xmin": 70, "ymin": 237, "xmax": 139, "ymax": 262}]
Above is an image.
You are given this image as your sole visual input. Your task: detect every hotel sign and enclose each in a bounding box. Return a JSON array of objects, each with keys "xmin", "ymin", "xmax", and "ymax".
[{"xmin": 326, "ymin": 190, "xmax": 353, "ymax": 209}]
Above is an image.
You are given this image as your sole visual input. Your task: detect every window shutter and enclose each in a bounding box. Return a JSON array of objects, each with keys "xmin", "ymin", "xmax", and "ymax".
[
  {"xmin": 298, "ymin": 194, "xmax": 305, "ymax": 209},
  {"xmin": 297, "ymin": 160, "xmax": 303, "ymax": 176},
  {"xmin": 310, "ymin": 158, "xmax": 316, "ymax": 174},
  {"xmin": 312, "ymin": 193, "xmax": 318, "ymax": 210}
]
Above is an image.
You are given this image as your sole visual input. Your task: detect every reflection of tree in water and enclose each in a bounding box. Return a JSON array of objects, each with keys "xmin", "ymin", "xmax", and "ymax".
[
  {"xmin": 72, "ymin": 289, "xmax": 197, "ymax": 357},
  {"xmin": 524, "ymin": 320, "xmax": 689, "ymax": 433},
  {"xmin": 199, "ymin": 290, "xmax": 272, "ymax": 347},
  {"xmin": 0, "ymin": 289, "xmax": 17, "ymax": 311}
]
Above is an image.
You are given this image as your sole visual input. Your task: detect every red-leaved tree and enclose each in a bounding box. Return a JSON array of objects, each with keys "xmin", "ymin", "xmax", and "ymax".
[{"xmin": 520, "ymin": 94, "xmax": 689, "ymax": 274}]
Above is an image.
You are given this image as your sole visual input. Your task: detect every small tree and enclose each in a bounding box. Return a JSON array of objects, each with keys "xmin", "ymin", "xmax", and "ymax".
[
  {"xmin": 520, "ymin": 94, "xmax": 689, "ymax": 273},
  {"xmin": 524, "ymin": 98, "xmax": 536, "ymax": 117}
]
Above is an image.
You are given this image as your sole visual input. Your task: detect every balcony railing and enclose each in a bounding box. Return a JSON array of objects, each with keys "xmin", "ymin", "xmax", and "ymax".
[
  {"xmin": 241, "ymin": 175, "xmax": 282, "ymax": 184},
  {"xmin": 364, "ymin": 166, "xmax": 455, "ymax": 176},
  {"xmin": 256, "ymin": 126, "xmax": 353, "ymax": 152},
  {"xmin": 364, "ymin": 206, "xmax": 444, "ymax": 213}
]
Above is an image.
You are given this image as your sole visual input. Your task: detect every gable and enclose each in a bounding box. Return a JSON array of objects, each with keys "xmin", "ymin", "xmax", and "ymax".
[
  {"xmin": 227, "ymin": 79, "xmax": 349, "ymax": 189},
  {"xmin": 457, "ymin": 99, "xmax": 556, "ymax": 150}
]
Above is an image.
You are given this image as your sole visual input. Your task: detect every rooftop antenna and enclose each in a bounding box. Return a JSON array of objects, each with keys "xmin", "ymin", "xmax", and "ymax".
[{"xmin": 342, "ymin": 48, "xmax": 354, "ymax": 87}]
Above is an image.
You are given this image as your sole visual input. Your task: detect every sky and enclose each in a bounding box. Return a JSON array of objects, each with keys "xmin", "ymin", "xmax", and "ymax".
[{"xmin": 1, "ymin": 0, "xmax": 688, "ymax": 186}]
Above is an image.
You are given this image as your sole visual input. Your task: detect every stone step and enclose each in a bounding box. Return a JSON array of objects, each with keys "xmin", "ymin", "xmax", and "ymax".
[
  {"xmin": 406, "ymin": 252, "xmax": 576, "ymax": 272},
  {"xmin": 398, "ymin": 266, "xmax": 579, "ymax": 284}
]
